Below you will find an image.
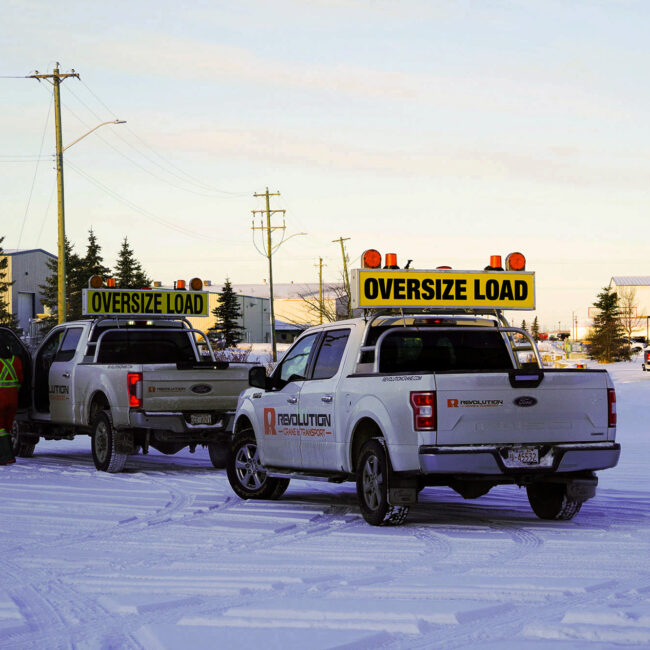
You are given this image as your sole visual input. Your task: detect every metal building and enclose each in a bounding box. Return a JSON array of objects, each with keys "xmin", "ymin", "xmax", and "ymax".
[{"xmin": 1, "ymin": 249, "xmax": 56, "ymax": 334}]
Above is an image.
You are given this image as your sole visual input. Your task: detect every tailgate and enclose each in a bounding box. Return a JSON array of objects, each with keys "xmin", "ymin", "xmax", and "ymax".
[
  {"xmin": 436, "ymin": 370, "xmax": 611, "ymax": 445},
  {"xmin": 142, "ymin": 364, "xmax": 251, "ymax": 412}
]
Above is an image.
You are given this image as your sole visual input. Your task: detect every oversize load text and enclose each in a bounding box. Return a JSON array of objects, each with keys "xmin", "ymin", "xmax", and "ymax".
[
  {"xmin": 84, "ymin": 289, "xmax": 208, "ymax": 316},
  {"xmin": 355, "ymin": 271, "xmax": 535, "ymax": 309}
]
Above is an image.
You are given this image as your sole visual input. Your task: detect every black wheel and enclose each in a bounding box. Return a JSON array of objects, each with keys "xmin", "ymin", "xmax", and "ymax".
[
  {"xmin": 226, "ymin": 429, "xmax": 289, "ymax": 500},
  {"xmin": 356, "ymin": 439, "xmax": 409, "ymax": 526},
  {"xmin": 11, "ymin": 421, "xmax": 36, "ymax": 458},
  {"xmin": 527, "ymin": 482, "xmax": 582, "ymax": 520},
  {"xmin": 208, "ymin": 442, "xmax": 229, "ymax": 469},
  {"xmin": 91, "ymin": 411, "xmax": 127, "ymax": 473}
]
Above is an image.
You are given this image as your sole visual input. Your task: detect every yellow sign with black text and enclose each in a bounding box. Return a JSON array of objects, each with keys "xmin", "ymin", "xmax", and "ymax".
[
  {"xmin": 351, "ymin": 269, "xmax": 535, "ymax": 310},
  {"xmin": 82, "ymin": 289, "xmax": 209, "ymax": 317}
]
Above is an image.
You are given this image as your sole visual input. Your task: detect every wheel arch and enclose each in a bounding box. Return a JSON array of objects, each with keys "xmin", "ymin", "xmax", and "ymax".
[
  {"xmin": 87, "ymin": 391, "xmax": 110, "ymax": 425},
  {"xmin": 349, "ymin": 417, "xmax": 384, "ymax": 474}
]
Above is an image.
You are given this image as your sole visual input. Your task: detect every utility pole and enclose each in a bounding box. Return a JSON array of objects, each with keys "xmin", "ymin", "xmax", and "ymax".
[
  {"xmin": 314, "ymin": 257, "xmax": 326, "ymax": 324},
  {"xmin": 252, "ymin": 188, "xmax": 285, "ymax": 362},
  {"xmin": 29, "ymin": 64, "xmax": 79, "ymax": 323},
  {"xmin": 332, "ymin": 237, "xmax": 351, "ymax": 318}
]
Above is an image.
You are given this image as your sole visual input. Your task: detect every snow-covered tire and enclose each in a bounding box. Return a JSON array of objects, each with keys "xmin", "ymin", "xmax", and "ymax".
[
  {"xmin": 227, "ymin": 429, "xmax": 289, "ymax": 500},
  {"xmin": 356, "ymin": 439, "xmax": 409, "ymax": 526},
  {"xmin": 91, "ymin": 411, "xmax": 127, "ymax": 473},
  {"xmin": 11, "ymin": 421, "xmax": 36, "ymax": 458},
  {"xmin": 208, "ymin": 442, "xmax": 229, "ymax": 469},
  {"xmin": 527, "ymin": 482, "xmax": 582, "ymax": 520}
]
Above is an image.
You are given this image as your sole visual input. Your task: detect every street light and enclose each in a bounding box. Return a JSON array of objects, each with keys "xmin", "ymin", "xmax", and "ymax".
[
  {"xmin": 56, "ymin": 118, "xmax": 126, "ymax": 323},
  {"xmin": 63, "ymin": 120, "xmax": 126, "ymax": 152}
]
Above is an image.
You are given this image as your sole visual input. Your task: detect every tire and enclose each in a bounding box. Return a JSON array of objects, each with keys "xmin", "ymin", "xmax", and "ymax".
[
  {"xmin": 356, "ymin": 439, "xmax": 409, "ymax": 526},
  {"xmin": 226, "ymin": 429, "xmax": 289, "ymax": 500},
  {"xmin": 91, "ymin": 411, "xmax": 128, "ymax": 473},
  {"xmin": 11, "ymin": 421, "xmax": 36, "ymax": 458},
  {"xmin": 527, "ymin": 482, "xmax": 582, "ymax": 520},
  {"xmin": 208, "ymin": 442, "xmax": 229, "ymax": 469}
]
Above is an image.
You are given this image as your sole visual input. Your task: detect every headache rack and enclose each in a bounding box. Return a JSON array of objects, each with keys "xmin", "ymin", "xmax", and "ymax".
[{"xmin": 357, "ymin": 308, "xmax": 543, "ymax": 370}]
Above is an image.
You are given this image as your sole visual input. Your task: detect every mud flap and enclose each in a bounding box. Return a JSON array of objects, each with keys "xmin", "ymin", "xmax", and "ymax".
[
  {"xmin": 115, "ymin": 430, "xmax": 135, "ymax": 455},
  {"xmin": 566, "ymin": 478, "xmax": 598, "ymax": 503},
  {"xmin": 376, "ymin": 439, "xmax": 418, "ymax": 506}
]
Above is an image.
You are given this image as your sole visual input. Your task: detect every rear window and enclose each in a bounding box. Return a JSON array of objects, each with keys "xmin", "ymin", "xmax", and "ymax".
[
  {"xmin": 378, "ymin": 329, "xmax": 513, "ymax": 373},
  {"xmin": 96, "ymin": 331, "xmax": 196, "ymax": 364}
]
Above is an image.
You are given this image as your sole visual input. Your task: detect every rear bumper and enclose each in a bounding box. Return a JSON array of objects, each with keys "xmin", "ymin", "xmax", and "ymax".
[
  {"xmin": 128, "ymin": 411, "xmax": 235, "ymax": 438},
  {"xmin": 418, "ymin": 442, "xmax": 620, "ymax": 475}
]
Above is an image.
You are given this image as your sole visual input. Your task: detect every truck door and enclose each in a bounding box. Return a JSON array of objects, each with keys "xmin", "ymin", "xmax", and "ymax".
[
  {"xmin": 0, "ymin": 327, "xmax": 31, "ymax": 411},
  {"xmin": 48, "ymin": 327, "xmax": 83, "ymax": 424},
  {"xmin": 298, "ymin": 328, "xmax": 351, "ymax": 471},
  {"xmin": 253, "ymin": 332, "xmax": 319, "ymax": 468}
]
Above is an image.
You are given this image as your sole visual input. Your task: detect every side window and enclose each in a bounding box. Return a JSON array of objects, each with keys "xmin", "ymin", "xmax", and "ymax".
[
  {"xmin": 54, "ymin": 328, "xmax": 83, "ymax": 362},
  {"xmin": 275, "ymin": 333, "xmax": 318, "ymax": 387},
  {"xmin": 311, "ymin": 329, "xmax": 350, "ymax": 380}
]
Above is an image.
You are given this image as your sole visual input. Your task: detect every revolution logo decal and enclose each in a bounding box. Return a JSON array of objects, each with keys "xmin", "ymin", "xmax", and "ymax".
[
  {"xmin": 263, "ymin": 407, "xmax": 332, "ymax": 437},
  {"xmin": 447, "ymin": 398, "xmax": 503, "ymax": 408}
]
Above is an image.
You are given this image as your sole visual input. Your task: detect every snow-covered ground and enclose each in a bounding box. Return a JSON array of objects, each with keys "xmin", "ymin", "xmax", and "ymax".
[{"xmin": 1, "ymin": 361, "xmax": 648, "ymax": 649}]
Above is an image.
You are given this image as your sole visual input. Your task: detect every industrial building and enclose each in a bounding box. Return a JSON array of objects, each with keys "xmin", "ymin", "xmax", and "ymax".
[{"xmin": 0, "ymin": 248, "xmax": 55, "ymax": 334}]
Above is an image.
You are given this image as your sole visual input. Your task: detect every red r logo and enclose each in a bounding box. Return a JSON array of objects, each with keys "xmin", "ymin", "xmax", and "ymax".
[
  {"xmin": 447, "ymin": 399, "xmax": 459, "ymax": 408},
  {"xmin": 264, "ymin": 408, "xmax": 277, "ymax": 435}
]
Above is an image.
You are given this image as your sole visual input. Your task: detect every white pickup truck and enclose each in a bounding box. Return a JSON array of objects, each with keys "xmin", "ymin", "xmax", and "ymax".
[
  {"xmin": 226, "ymin": 254, "xmax": 620, "ymax": 525},
  {"xmin": 1, "ymin": 315, "xmax": 251, "ymax": 472}
]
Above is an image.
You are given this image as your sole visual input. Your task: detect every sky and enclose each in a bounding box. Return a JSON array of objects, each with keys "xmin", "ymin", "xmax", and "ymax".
[{"xmin": 1, "ymin": 0, "xmax": 649, "ymax": 331}]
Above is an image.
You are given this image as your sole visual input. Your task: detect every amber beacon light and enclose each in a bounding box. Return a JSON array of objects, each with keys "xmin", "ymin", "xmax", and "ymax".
[
  {"xmin": 505, "ymin": 252, "xmax": 526, "ymax": 271},
  {"xmin": 361, "ymin": 249, "xmax": 382, "ymax": 269}
]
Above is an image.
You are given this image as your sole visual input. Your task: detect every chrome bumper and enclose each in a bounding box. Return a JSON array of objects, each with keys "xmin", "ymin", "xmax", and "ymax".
[{"xmin": 418, "ymin": 442, "xmax": 620, "ymax": 475}]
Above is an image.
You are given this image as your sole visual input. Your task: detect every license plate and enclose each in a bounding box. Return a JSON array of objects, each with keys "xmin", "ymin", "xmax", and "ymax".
[
  {"xmin": 190, "ymin": 413, "xmax": 211, "ymax": 425},
  {"xmin": 507, "ymin": 447, "xmax": 539, "ymax": 465}
]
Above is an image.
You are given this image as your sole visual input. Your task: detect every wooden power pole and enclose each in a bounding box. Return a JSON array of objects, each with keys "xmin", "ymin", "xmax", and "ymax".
[{"xmin": 29, "ymin": 64, "xmax": 79, "ymax": 323}]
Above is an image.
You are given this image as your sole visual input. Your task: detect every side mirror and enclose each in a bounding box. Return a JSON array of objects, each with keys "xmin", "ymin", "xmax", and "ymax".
[{"xmin": 249, "ymin": 365, "xmax": 268, "ymax": 390}]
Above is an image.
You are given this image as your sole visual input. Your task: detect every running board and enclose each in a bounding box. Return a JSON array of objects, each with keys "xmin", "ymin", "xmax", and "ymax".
[{"xmin": 266, "ymin": 468, "xmax": 349, "ymax": 483}]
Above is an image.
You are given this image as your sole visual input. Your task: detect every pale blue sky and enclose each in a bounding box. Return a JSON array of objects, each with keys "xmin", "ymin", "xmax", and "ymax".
[{"xmin": 2, "ymin": 0, "xmax": 649, "ymax": 329}]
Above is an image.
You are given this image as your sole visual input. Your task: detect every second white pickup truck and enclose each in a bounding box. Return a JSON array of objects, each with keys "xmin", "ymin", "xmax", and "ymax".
[
  {"xmin": 226, "ymin": 253, "xmax": 620, "ymax": 525},
  {"xmin": 2, "ymin": 313, "xmax": 252, "ymax": 473}
]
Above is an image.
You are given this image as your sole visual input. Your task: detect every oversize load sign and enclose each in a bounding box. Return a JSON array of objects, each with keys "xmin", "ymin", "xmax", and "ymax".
[
  {"xmin": 82, "ymin": 289, "xmax": 209, "ymax": 317},
  {"xmin": 351, "ymin": 269, "xmax": 535, "ymax": 310}
]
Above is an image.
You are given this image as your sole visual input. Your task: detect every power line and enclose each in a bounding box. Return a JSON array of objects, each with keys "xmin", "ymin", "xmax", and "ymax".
[
  {"xmin": 65, "ymin": 161, "xmax": 209, "ymax": 239},
  {"xmin": 65, "ymin": 160, "xmax": 247, "ymax": 244},
  {"xmin": 77, "ymin": 78, "xmax": 249, "ymax": 197},
  {"xmin": 18, "ymin": 88, "xmax": 53, "ymax": 248}
]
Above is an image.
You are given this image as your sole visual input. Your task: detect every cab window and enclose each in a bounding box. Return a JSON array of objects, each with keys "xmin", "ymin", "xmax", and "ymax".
[
  {"xmin": 54, "ymin": 328, "xmax": 83, "ymax": 362},
  {"xmin": 311, "ymin": 329, "xmax": 350, "ymax": 380},
  {"xmin": 275, "ymin": 333, "xmax": 318, "ymax": 387}
]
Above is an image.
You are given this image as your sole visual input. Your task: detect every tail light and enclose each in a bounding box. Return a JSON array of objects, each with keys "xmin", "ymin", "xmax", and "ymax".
[
  {"xmin": 607, "ymin": 388, "xmax": 616, "ymax": 427},
  {"xmin": 410, "ymin": 391, "xmax": 436, "ymax": 431},
  {"xmin": 127, "ymin": 372, "xmax": 143, "ymax": 408}
]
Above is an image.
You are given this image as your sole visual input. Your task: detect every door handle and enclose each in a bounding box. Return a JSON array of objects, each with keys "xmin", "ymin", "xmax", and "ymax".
[
  {"xmin": 287, "ymin": 396, "xmax": 298, "ymax": 404},
  {"xmin": 321, "ymin": 395, "xmax": 333, "ymax": 403},
  {"xmin": 62, "ymin": 372, "xmax": 71, "ymax": 378}
]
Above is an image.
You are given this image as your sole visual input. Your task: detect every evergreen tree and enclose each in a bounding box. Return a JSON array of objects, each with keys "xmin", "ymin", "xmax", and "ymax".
[
  {"xmin": 40, "ymin": 237, "xmax": 83, "ymax": 327},
  {"xmin": 114, "ymin": 237, "xmax": 151, "ymax": 289},
  {"xmin": 531, "ymin": 316, "xmax": 540, "ymax": 341},
  {"xmin": 589, "ymin": 286, "xmax": 630, "ymax": 362},
  {"xmin": 0, "ymin": 237, "xmax": 20, "ymax": 332},
  {"xmin": 520, "ymin": 319, "xmax": 528, "ymax": 332},
  {"xmin": 211, "ymin": 278, "xmax": 245, "ymax": 347},
  {"xmin": 80, "ymin": 228, "xmax": 111, "ymax": 282}
]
